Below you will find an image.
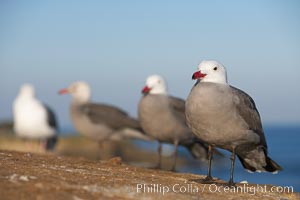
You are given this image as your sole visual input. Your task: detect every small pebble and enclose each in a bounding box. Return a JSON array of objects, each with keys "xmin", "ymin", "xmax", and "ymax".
[{"xmin": 19, "ymin": 176, "xmax": 29, "ymax": 182}]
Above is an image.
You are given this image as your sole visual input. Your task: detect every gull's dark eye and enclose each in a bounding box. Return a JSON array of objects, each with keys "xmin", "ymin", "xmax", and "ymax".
[{"xmin": 213, "ymin": 66, "xmax": 218, "ymax": 71}]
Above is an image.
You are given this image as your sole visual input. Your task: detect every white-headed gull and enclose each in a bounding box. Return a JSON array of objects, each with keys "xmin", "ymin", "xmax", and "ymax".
[
  {"xmin": 138, "ymin": 75, "xmax": 210, "ymax": 171},
  {"xmin": 185, "ymin": 60, "xmax": 282, "ymax": 184},
  {"xmin": 59, "ymin": 81, "xmax": 151, "ymax": 144}
]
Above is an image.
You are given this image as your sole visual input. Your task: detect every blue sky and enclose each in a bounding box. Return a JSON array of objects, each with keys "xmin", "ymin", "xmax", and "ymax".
[{"xmin": 1, "ymin": 1, "xmax": 300, "ymax": 129}]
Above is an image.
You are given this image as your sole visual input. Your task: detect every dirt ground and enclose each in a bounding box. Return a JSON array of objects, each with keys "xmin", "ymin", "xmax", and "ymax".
[{"xmin": 0, "ymin": 149, "xmax": 298, "ymax": 200}]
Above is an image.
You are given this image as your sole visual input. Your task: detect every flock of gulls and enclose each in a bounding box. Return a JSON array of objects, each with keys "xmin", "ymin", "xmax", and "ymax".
[{"xmin": 12, "ymin": 60, "xmax": 282, "ymax": 184}]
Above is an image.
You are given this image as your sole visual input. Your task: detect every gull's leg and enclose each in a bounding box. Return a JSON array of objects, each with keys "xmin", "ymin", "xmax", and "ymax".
[
  {"xmin": 228, "ymin": 147, "xmax": 236, "ymax": 185},
  {"xmin": 204, "ymin": 145, "xmax": 213, "ymax": 181},
  {"xmin": 170, "ymin": 140, "xmax": 179, "ymax": 171}
]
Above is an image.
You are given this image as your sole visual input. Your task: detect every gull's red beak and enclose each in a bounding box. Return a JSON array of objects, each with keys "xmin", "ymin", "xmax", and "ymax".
[
  {"xmin": 58, "ymin": 88, "xmax": 69, "ymax": 95},
  {"xmin": 192, "ymin": 71, "xmax": 207, "ymax": 80},
  {"xmin": 142, "ymin": 86, "xmax": 151, "ymax": 94}
]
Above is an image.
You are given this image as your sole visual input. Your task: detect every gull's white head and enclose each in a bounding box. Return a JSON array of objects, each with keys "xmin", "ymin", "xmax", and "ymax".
[
  {"xmin": 19, "ymin": 83, "xmax": 35, "ymax": 98},
  {"xmin": 192, "ymin": 60, "xmax": 227, "ymax": 84},
  {"xmin": 59, "ymin": 81, "xmax": 91, "ymax": 103},
  {"xmin": 142, "ymin": 75, "xmax": 168, "ymax": 95}
]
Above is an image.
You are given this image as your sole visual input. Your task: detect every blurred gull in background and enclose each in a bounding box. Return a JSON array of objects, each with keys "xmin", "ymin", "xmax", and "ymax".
[
  {"xmin": 59, "ymin": 81, "xmax": 152, "ymax": 159},
  {"xmin": 13, "ymin": 84, "xmax": 58, "ymax": 152}
]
